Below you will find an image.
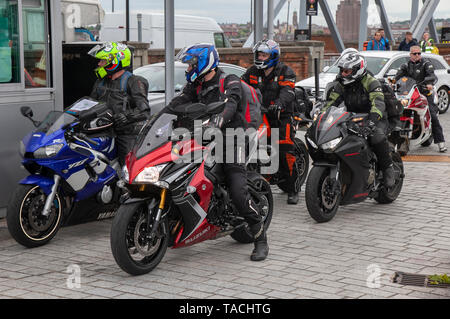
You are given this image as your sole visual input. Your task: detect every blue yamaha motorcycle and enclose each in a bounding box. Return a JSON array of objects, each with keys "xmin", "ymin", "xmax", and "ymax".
[{"xmin": 7, "ymin": 98, "xmax": 123, "ymax": 248}]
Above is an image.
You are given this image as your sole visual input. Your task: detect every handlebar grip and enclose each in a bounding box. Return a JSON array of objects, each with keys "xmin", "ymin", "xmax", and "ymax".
[{"xmin": 78, "ymin": 133, "xmax": 100, "ymax": 146}]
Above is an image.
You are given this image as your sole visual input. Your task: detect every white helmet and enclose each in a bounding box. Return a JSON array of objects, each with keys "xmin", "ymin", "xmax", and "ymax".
[{"xmin": 337, "ymin": 52, "xmax": 367, "ymax": 85}]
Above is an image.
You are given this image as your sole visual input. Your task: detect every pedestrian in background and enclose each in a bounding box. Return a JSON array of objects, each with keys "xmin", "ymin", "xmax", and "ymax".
[
  {"xmin": 378, "ymin": 28, "xmax": 390, "ymax": 51},
  {"xmin": 420, "ymin": 32, "xmax": 435, "ymax": 53},
  {"xmin": 366, "ymin": 31, "xmax": 387, "ymax": 51},
  {"xmin": 398, "ymin": 31, "xmax": 418, "ymax": 51}
]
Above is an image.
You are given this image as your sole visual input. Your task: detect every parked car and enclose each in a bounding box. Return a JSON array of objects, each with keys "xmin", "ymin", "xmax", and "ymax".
[
  {"xmin": 134, "ymin": 61, "xmax": 246, "ymax": 114},
  {"xmin": 296, "ymin": 51, "xmax": 450, "ymax": 114}
]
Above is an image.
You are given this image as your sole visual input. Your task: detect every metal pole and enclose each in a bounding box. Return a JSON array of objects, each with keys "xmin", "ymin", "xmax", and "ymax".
[
  {"xmin": 359, "ymin": 0, "xmax": 369, "ymax": 51},
  {"xmin": 250, "ymin": 0, "xmax": 253, "ymax": 33},
  {"xmin": 244, "ymin": 0, "xmax": 287, "ymax": 47},
  {"xmin": 308, "ymin": 15, "xmax": 312, "ymax": 40},
  {"xmin": 286, "ymin": 0, "xmax": 290, "ymax": 34},
  {"xmin": 137, "ymin": 13, "xmax": 142, "ymax": 42},
  {"xmin": 411, "ymin": 0, "xmax": 419, "ymax": 27},
  {"xmin": 299, "ymin": 0, "xmax": 307, "ymax": 29},
  {"xmin": 314, "ymin": 58, "xmax": 319, "ymax": 100},
  {"xmin": 318, "ymin": 0, "xmax": 345, "ymax": 52},
  {"xmin": 125, "ymin": 0, "xmax": 130, "ymax": 41},
  {"xmin": 112, "ymin": 0, "xmax": 114, "ymax": 12},
  {"xmin": 165, "ymin": 0, "xmax": 175, "ymax": 105},
  {"xmin": 268, "ymin": 0, "xmax": 274, "ymax": 40},
  {"xmin": 254, "ymin": 0, "xmax": 263, "ymax": 44}
]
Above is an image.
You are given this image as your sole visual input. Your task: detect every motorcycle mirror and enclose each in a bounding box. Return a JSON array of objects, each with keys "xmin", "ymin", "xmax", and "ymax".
[
  {"xmin": 20, "ymin": 106, "xmax": 41, "ymax": 127},
  {"xmin": 447, "ymin": 69, "xmax": 450, "ymax": 74},
  {"xmin": 20, "ymin": 106, "xmax": 33, "ymax": 119},
  {"xmin": 385, "ymin": 69, "xmax": 397, "ymax": 78}
]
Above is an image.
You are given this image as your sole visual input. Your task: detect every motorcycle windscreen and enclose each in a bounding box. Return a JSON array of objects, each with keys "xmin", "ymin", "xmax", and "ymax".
[
  {"xmin": 315, "ymin": 106, "xmax": 349, "ymax": 145},
  {"xmin": 34, "ymin": 111, "xmax": 76, "ymax": 136},
  {"xmin": 134, "ymin": 112, "xmax": 177, "ymax": 159},
  {"xmin": 396, "ymin": 77, "xmax": 416, "ymax": 97}
]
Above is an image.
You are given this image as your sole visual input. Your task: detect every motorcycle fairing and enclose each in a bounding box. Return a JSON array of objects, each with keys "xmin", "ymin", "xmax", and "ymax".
[
  {"xmin": 333, "ymin": 135, "xmax": 372, "ymax": 205},
  {"xmin": 19, "ymin": 175, "xmax": 54, "ymax": 195}
]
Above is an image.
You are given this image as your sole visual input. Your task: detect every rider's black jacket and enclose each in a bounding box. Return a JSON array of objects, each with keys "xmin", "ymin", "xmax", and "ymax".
[
  {"xmin": 166, "ymin": 67, "xmax": 244, "ymax": 129},
  {"xmin": 241, "ymin": 62, "xmax": 296, "ymax": 115},
  {"xmin": 90, "ymin": 72, "xmax": 151, "ymax": 123},
  {"xmin": 394, "ymin": 59, "xmax": 437, "ymax": 92}
]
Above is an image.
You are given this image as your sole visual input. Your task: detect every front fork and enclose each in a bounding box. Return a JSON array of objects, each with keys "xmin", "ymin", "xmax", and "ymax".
[
  {"xmin": 147, "ymin": 188, "xmax": 167, "ymax": 239},
  {"xmin": 42, "ymin": 175, "xmax": 61, "ymax": 217}
]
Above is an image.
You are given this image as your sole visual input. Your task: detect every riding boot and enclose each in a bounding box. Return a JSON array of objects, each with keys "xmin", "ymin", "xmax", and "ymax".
[
  {"xmin": 287, "ymin": 192, "xmax": 299, "ymax": 205},
  {"xmin": 249, "ymin": 222, "xmax": 269, "ymax": 261},
  {"xmin": 382, "ymin": 164, "xmax": 395, "ymax": 188},
  {"xmin": 372, "ymin": 141, "xmax": 394, "ymax": 187}
]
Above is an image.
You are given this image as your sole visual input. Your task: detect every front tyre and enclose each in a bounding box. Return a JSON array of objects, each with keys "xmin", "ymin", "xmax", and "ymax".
[
  {"xmin": 110, "ymin": 201, "xmax": 169, "ymax": 276},
  {"xmin": 305, "ymin": 166, "xmax": 341, "ymax": 223},
  {"xmin": 6, "ymin": 184, "xmax": 63, "ymax": 248}
]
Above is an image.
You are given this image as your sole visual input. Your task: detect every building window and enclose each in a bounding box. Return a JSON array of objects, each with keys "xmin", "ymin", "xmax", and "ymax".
[
  {"xmin": 23, "ymin": 0, "xmax": 49, "ymax": 88},
  {"xmin": 0, "ymin": 0, "xmax": 20, "ymax": 84}
]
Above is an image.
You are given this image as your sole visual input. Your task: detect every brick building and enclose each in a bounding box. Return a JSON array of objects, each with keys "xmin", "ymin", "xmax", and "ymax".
[{"xmin": 336, "ymin": 0, "xmax": 361, "ymax": 42}]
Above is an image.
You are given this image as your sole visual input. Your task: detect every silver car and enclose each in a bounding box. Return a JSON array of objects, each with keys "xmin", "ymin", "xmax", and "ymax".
[
  {"xmin": 134, "ymin": 61, "xmax": 246, "ymax": 115},
  {"xmin": 296, "ymin": 51, "xmax": 450, "ymax": 114}
]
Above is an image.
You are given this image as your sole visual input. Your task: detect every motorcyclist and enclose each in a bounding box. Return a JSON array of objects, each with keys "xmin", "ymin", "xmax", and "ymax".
[
  {"xmin": 88, "ymin": 42, "xmax": 151, "ymax": 165},
  {"xmin": 166, "ymin": 44, "xmax": 269, "ymax": 261},
  {"xmin": 323, "ymin": 51, "xmax": 396, "ymax": 187},
  {"xmin": 241, "ymin": 39, "xmax": 300, "ymax": 205},
  {"xmin": 394, "ymin": 45, "xmax": 446, "ymax": 152}
]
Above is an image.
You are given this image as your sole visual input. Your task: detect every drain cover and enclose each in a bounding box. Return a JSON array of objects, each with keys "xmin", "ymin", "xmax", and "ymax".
[{"xmin": 393, "ymin": 272, "xmax": 450, "ymax": 288}]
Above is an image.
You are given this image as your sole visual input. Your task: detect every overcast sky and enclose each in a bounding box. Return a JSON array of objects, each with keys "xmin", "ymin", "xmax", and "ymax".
[{"xmin": 100, "ymin": 0, "xmax": 450, "ymax": 26}]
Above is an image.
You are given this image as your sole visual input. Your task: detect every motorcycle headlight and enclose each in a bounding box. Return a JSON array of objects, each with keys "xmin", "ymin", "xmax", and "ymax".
[
  {"xmin": 122, "ymin": 165, "xmax": 129, "ymax": 183},
  {"xmin": 306, "ymin": 137, "xmax": 318, "ymax": 149},
  {"xmin": 321, "ymin": 137, "xmax": 342, "ymax": 150},
  {"xmin": 133, "ymin": 164, "xmax": 167, "ymax": 184},
  {"xmin": 33, "ymin": 144, "xmax": 64, "ymax": 158}
]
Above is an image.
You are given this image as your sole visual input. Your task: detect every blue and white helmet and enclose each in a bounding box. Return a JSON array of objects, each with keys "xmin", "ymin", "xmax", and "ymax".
[
  {"xmin": 252, "ymin": 39, "xmax": 280, "ymax": 69},
  {"xmin": 175, "ymin": 43, "xmax": 219, "ymax": 83}
]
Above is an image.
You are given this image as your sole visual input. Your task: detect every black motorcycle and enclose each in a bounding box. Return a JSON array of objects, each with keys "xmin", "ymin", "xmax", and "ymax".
[{"xmin": 304, "ymin": 106, "xmax": 404, "ymax": 223}]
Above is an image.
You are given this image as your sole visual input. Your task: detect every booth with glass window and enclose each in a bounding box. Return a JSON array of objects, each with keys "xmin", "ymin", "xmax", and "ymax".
[{"xmin": 0, "ymin": 0, "xmax": 63, "ymax": 212}]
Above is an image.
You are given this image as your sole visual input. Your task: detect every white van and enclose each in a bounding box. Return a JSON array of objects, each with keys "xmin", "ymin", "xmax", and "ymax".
[
  {"xmin": 99, "ymin": 12, "xmax": 232, "ymax": 48},
  {"xmin": 61, "ymin": 0, "xmax": 105, "ymax": 42}
]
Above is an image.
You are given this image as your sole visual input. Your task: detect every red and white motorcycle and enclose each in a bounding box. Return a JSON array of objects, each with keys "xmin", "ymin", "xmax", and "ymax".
[{"xmin": 390, "ymin": 76, "xmax": 433, "ymax": 155}]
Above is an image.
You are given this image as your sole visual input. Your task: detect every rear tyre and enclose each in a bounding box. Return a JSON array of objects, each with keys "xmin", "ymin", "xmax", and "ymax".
[
  {"xmin": 374, "ymin": 152, "xmax": 404, "ymax": 204},
  {"xmin": 230, "ymin": 172, "xmax": 273, "ymax": 243},
  {"xmin": 7, "ymin": 184, "xmax": 63, "ymax": 248},
  {"xmin": 421, "ymin": 135, "xmax": 433, "ymax": 147},
  {"xmin": 305, "ymin": 166, "xmax": 341, "ymax": 223},
  {"xmin": 110, "ymin": 201, "xmax": 169, "ymax": 276},
  {"xmin": 277, "ymin": 138, "xmax": 310, "ymax": 193}
]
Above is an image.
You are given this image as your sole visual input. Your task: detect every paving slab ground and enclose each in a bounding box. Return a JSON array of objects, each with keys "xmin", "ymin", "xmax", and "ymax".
[
  {"xmin": 0, "ymin": 158, "xmax": 449, "ymax": 299},
  {"xmin": 0, "ymin": 108, "xmax": 449, "ymax": 299}
]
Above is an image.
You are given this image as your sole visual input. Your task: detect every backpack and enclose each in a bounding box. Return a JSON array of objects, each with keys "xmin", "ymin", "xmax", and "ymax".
[
  {"xmin": 380, "ymin": 81, "xmax": 403, "ymax": 120},
  {"xmin": 215, "ymin": 73, "xmax": 263, "ymax": 130},
  {"xmin": 294, "ymin": 86, "xmax": 313, "ymax": 117}
]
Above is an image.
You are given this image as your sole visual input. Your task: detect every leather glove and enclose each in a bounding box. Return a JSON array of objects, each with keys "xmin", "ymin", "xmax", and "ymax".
[
  {"xmin": 366, "ymin": 113, "xmax": 380, "ymax": 131},
  {"xmin": 113, "ymin": 113, "xmax": 129, "ymax": 128},
  {"xmin": 268, "ymin": 104, "xmax": 282, "ymax": 120}
]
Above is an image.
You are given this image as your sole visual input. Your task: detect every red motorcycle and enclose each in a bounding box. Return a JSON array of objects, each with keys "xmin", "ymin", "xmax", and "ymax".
[
  {"xmin": 110, "ymin": 102, "xmax": 273, "ymax": 275},
  {"xmin": 390, "ymin": 76, "xmax": 433, "ymax": 155}
]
